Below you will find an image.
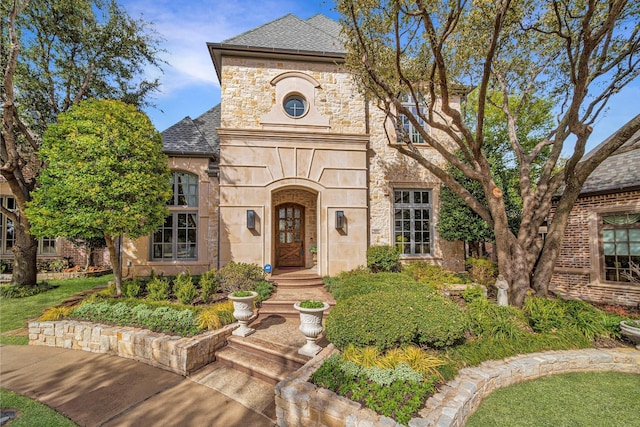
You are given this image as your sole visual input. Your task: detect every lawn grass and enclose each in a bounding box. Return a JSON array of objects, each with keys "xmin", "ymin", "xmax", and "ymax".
[
  {"xmin": 0, "ymin": 275, "xmax": 113, "ymax": 345},
  {"xmin": 0, "ymin": 389, "xmax": 78, "ymax": 426},
  {"xmin": 466, "ymin": 372, "xmax": 640, "ymax": 427}
]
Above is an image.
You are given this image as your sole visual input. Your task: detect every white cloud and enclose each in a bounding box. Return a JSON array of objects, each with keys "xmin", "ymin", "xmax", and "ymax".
[{"xmin": 120, "ymin": 0, "xmax": 313, "ymax": 98}]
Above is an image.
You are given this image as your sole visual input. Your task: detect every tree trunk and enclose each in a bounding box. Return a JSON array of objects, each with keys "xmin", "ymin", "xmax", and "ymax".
[
  {"xmin": 104, "ymin": 234, "xmax": 122, "ymax": 297},
  {"xmin": 11, "ymin": 226, "xmax": 38, "ymax": 287}
]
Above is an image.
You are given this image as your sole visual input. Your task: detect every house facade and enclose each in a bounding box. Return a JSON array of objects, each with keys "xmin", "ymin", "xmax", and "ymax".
[
  {"xmin": 550, "ymin": 125, "xmax": 640, "ymax": 307},
  {"xmin": 122, "ymin": 14, "xmax": 464, "ymax": 278}
]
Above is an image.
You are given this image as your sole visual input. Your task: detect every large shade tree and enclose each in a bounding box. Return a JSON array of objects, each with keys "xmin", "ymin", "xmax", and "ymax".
[
  {"xmin": 438, "ymin": 93, "xmax": 555, "ymax": 257},
  {"xmin": 26, "ymin": 99, "xmax": 172, "ymax": 296},
  {"xmin": 337, "ymin": 0, "xmax": 640, "ymax": 306},
  {"xmin": 1, "ymin": 0, "xmax": 163, "ymax": 286}
]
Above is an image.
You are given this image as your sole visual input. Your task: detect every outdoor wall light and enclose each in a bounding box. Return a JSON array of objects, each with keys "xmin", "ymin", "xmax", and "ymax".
[
  {"xmin": 246, "ymin": 210, "xmax": 256, "ymax": 230},
  {"xmin": 335, "ymin": 210, "xmax": 345, "ymax": 230}
]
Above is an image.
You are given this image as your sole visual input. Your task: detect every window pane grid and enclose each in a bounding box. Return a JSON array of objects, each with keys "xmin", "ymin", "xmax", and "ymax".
[
  {"xmin": 602, "ymin": 214, "xmax": 640, "ymax": 284},
  {"xmin": 393, "ymin": 190, "xmax": 432, "ymax": 255}
]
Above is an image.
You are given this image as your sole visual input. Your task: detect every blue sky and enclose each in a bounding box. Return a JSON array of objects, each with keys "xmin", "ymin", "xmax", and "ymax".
[{"xmin": 120, "ymin": 0, "xmax": 638, "ymax": 151}]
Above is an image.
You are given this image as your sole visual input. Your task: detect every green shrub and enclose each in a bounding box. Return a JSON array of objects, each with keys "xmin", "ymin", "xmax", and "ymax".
[
  {"xmin": 466, "ymin": 297, "xmax": 530, "ymax": 341},
  {"xmin": 299, "ymin": 299, "xmax": 325, "ymax": 309},
  {"xmin": 367, "ymin": 245, "xmax": 400, "ymax": 272},
  {"xmin": 326, "ymin": 291, "xmax": 466, "ymax": 351},
  {"xmin": 147, "ymin": 277, "xmax": 171, "ymax": 301},
  {"xmin": 402, "ymin": 262, "xmax": 465, "ymax": 287},
  {"xmin": 0, "ymin": 282, "xmax": 56, "ymax": 298},
  {"xmin": 199, "ymin": 269, "xmax": 219, "ymax": 303},
  {"xmin": 122, "ymin": 277, "xmax": 143, "ymax": 299},
  {"xmin": 218, "ymin": 261, "xmax": 265, "ymax": 293},
  {"xmin": 462, "ymin": 285, "xmax": 485, "ymax": 303},
  {"xmin": 311, "ymin": 354, "xmax": 435, "ymax": 425},
  {"xmin": 465, "ymin": 257, "xmax": 497, "ymax": 287},
  {"xmin": 328, "ymin": 270, "xmax": 433, "ymax": 302},
  {"xmin": 173, "ymin": 272, "xmax": 198, "ymax": 305},
  {"xmin": 70, "ymin": 301, "xmax": 203, "ymax": 336},
  {"xmin": 523, "ymin": 296, "xmax": 567, "ymax": 332},
  {"xmin": 254, "ymin": 280, "xmax": 275, "ymax": 304}
]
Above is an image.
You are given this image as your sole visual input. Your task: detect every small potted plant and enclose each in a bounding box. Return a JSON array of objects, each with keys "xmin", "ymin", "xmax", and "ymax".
[
  {"xmin": 310, "ymin": 246, "xmax": 317, "ymax": 264},
  {"xmin": 228, "ymin": 290, "xmax": 258, "ymax": 337},
  {"xmin": 620, "ymin": 319, "xmax": 640, "ymax": 349},
  {"xmin": 293, "ymin": 299, "xmax": 330, "ymax": 356}
]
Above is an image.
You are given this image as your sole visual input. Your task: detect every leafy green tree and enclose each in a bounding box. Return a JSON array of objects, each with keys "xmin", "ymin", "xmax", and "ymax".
[
  {"xmin": 337, "ymin": 0, "xmax": 640, "ymax": 306},
  {"xmin": 438, "ymin": 93, "xmax": 555, "ymax": 255},
  {"xmin": 1, "ymin": 0, "xmax": 163, "ymax": 286},
  {"xmin": 26, "ymin": 99, "xmax": 172, "ymax": 296}
]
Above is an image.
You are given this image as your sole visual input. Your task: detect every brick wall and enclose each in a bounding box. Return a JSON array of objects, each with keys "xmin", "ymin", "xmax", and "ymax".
[{"xmin": 550, "ymin": 189, "xmax": 640, "ymax": 306}]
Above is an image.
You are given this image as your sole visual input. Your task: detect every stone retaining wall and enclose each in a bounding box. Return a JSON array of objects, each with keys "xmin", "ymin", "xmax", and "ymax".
[
  {"xmin": 28, "ymin": 320, "xmax": 235, "ymax": 376},
  {"xmin": 275, "ymin": 346, "xmax": 640, "ymax": 427}
]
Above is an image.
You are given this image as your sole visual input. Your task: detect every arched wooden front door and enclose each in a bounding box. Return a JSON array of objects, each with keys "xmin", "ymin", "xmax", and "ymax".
[{"xmin": 276, "ymin": 203, "xmax": 305, "ymax": 267}]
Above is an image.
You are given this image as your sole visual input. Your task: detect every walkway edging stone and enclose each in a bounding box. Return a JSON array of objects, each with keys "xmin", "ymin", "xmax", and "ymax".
[
  {"xmin": 28, "ymin": 320, "xmax": 235, "ymax": 376},
  {"xmin": 275, "ymin": 347, "xmax": 640, "ymax": 427}
]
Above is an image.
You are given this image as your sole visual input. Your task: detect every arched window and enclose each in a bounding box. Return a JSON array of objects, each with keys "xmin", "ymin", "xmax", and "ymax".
[{"xmin": 151, "ymin": 172, "xmax": 198, "ymax": 260}]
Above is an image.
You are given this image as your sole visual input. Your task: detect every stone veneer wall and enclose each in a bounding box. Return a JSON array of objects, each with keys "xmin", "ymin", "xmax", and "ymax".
[
  {"xmin": 367, "ymin": 105, "xmax": 465, "ymax": 273},
  {"xmin": 28, "ymin": 320, "xmax": 234, "ymax": 376},
  {"xmin": 550, "ymin": 190, "xmax": 640, "ymax": 306},
  {"xmin": 275, "ymin": 345, "xmax": 640, "ymax": 427},
  {"xmin": 220, "ymin": 58, "xmax": 365, "ymax": 134}
]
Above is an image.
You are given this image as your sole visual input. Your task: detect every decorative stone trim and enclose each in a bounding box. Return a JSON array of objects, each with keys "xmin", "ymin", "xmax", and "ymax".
[
  {"xmin": 275, "ymin": 347, "xmax": 640, "ymax": 427},
  {"xmin": 28, "ymin": 320, "xmax": 235, "ymax": 376}
]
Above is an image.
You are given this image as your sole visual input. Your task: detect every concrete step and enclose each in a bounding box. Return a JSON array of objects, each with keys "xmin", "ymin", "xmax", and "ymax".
[
  {"xmin": 189, "ymin": 362, "xmax": 276, "ymax": 422},
  {"xmin": 270, "ymin": 276, "xmax": 325, "ymax": 288},
  {"xmin": 227, "ymin": 335, "xmax": 307, "ymax": 370},
  {"xmin": 259, "ymin": 300, "xmax": 334, "ymax": 318},
  {"xmin": 215, "ymin": 344, "xmax": 296, "ymax": 385}
]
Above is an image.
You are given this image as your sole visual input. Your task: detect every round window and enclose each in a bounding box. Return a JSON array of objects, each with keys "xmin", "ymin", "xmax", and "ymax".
[{"xmin": 283, "ymin": 94, "xmax": 307, "ymax": 118}]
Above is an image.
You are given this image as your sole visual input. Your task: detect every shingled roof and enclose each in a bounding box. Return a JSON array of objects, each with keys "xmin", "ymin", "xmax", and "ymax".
[
  {"xmin": 221, "ymin": 14, "xmax": 344, "ymax": 54},
  {"xmin": 580, "ymin": 125, "xmax": 640, "ymax": 195},
  {"xmin": 208, "ymin": 14, "xmax": 345, "ymax": 81},
  {"xmin": 161, "ymin": 105, "xmax": 220, "ymax": 157}
]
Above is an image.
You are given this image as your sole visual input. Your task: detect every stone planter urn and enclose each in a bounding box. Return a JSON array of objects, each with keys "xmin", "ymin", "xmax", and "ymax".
[
  {"xmin": 229, "ymin": 291, "xmax": 258, "ymax": 337},
  {"xmin": 294, "ymin": 301, "xmax": 330, "ymax": 357},
  {"xmin": 620, "ymin": 320, "xmax": 640, "ymax": 349}
]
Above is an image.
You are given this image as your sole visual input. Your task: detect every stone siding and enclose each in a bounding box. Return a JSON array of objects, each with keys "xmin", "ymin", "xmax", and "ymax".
[
  {"xmin": 220, "ymin": 58, "xmax": 365, "ymax": 134},
  {"xmin": 28, "ymin": 320, "xmax": 234, "ymax": 376},
  {"xmin": 275, "ymin": 346, "xmax": 640, "ymax": 427},
  {"xmin": 367, "ymin": 104, "xmax": 465, "ymax": 272},
  {"xmin": 550, "ymin": 190, "xmax": 640, "ymax": 306}
]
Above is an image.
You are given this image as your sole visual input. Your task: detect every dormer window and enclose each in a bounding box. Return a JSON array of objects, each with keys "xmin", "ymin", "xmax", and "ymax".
[{"xmin": 284, "ymin": 94, "xmax": 307, "ymax": 118}]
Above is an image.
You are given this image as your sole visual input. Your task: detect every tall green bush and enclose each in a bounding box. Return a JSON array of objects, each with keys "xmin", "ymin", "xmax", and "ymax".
[
  {"xmin": 218, "ymin": 262, "xmax": 265, "ymax": 293},
  {"xmin": 199, "ymin": 269, "xmax": 219, "ymax": 303},
  {"xmin": 326, "ymin": 291, "xmax": 466, "ymax": 351},
  {"xmin": 147, "ymin": 277, "xmax": 171, "ymax": 301},
  {"xmin": 367, "ymin": 245, "xmax": 400, "ymax": 272},
  {"xmin": 174, "ymin": 272, "xmax": 198, "ymax": 305}
]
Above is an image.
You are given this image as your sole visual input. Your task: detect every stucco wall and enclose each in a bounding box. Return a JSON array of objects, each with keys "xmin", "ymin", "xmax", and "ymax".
[{"xmin": 123, "ymin": 156, "xmax": 219, "ymax": 277}]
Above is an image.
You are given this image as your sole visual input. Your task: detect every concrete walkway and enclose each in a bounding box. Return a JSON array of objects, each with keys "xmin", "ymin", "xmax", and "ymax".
[{"xmin": 0, "ymin": 344, "xmax": 275, "ymax": 427}]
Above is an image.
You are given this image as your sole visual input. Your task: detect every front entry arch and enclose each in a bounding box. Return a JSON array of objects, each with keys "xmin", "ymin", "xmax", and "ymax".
[{"xmin": 275, "ymin": 203, "xmax": 305, "ymax": 267}]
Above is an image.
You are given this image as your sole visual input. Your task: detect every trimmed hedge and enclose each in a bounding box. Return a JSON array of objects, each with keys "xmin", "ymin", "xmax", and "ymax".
[
  {"xmin": 326, "ymin": 290, "xmax": 466, "ymax": 351},
  {"xmin": 367, "ymin": 245, "xmax": 400, "ymax": 272},
  {"xmin": 327, "ymin": 270, "xmax": 436, "ymax": 302}
]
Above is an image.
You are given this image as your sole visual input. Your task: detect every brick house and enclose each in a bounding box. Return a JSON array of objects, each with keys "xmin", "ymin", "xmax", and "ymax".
[
  {"xmin": 121, "ymin": 13, "xmax": 465, "ymax": 278},
  {"xmin": 550, "ymin": 123, "xmax": 640, "ymax": 307}
]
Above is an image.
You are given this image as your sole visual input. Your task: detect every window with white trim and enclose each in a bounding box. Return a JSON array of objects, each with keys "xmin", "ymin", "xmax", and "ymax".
[
  {"xmin": 601, "ymin": 213, "xmax": 640, "ymax": 283},
  {"xmin": 393, "ymin": 189, "xmax": 432, "ymax": 255},
  {"xmin": 151, "ymin": 172, "xmax": 198, "ymax": 261}
]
